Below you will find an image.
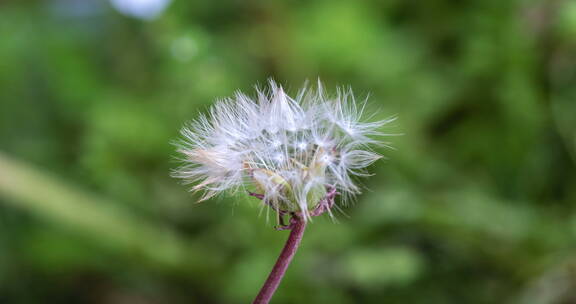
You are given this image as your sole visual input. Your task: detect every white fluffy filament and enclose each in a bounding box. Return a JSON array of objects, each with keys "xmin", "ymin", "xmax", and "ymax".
[{"xmin": 174, "ymin": 80, "xmax": 394, "ymax": 218}]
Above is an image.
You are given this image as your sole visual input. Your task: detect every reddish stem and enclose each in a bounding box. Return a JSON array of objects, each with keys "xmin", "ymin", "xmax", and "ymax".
[{"xmin": 252, "ymin": 216, "xmax": 307, "ymax": 304}]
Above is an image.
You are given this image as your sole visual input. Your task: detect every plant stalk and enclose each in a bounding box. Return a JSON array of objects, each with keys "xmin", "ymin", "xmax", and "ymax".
[{"xmin": 253, "ymin": 216, "xmax": 307, "ymax": 304}]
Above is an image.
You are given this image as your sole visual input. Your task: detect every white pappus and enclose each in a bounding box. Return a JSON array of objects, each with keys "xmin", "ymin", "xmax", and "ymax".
[{"xmin": 173, "ymin": 80, "xmax": 395, "ymax": 220}]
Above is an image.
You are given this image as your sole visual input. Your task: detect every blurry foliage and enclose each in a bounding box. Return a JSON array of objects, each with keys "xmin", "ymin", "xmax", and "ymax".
[{"xmin": 0, "ymin": 0, "xmax": 575, "ymax": 303}]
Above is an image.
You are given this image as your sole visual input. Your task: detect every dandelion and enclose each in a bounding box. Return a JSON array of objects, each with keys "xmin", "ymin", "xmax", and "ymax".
[{"xmin": 173, "ymin": 80, "xmax": 395, "ymax": 304}]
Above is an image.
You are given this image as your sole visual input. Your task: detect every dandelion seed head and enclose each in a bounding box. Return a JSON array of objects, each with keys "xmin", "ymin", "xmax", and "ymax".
[{"xmin": 173, "ymin": 79, "xmax": 393, "ymax": 218}]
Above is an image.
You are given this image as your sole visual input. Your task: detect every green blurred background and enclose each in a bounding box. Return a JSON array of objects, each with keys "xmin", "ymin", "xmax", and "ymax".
[{"xmin": 1, "ymin": 0, "xmax": 576, "ymax": 303}]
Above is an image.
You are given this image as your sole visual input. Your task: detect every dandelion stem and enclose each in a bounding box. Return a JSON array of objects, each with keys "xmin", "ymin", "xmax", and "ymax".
[{"xmin": 253, "ymin": 215, "xmax": 307, "ymax": 304}]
